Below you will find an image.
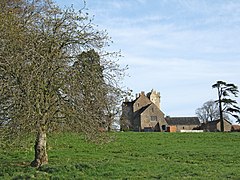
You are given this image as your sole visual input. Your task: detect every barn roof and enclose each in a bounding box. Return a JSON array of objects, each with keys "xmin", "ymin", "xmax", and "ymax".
[
  {"xmin": 165, "ymin": 117, "xmax": 200, "ymax": 126},
  {"xmin": 206, "ymin": 119, "xmax": 232, "ymax": 125}
]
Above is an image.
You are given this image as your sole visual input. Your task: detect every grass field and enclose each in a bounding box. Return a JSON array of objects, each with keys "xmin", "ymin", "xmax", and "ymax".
[{"xmin": 1, "ymin": 132, "xmax": 240, "ymax": 179}]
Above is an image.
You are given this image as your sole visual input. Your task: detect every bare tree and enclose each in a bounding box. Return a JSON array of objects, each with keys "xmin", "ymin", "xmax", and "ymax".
[
  {"xmin": 0, "ymin": 0, "xmax": 125, "ymax": 167},
  {"xmin": 196, "ymin": 100, "xmax": 229, "ymax": 123},
  {"xmin": 212, "ymin": 81, "xmax": 240, "ymax": 132},
  {"xmin": 104, "ymin": 89, "xmax": 123, "ymax": 131}
]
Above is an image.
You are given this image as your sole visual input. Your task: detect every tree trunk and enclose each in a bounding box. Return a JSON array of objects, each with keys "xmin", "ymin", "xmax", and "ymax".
[
  {"xmin": 218, "ymin": 88, "xmax": 224, "ymax": 132},
  {"xmin": 219, "ymin": 102, "xmax": 224, "ymax": 132},
  {"xmin": 31, "ymin": 130, "xmax": 48, "ymax": 167}
]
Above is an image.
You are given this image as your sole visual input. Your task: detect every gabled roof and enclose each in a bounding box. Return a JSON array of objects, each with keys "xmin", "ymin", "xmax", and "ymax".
[
  {"xmin": 123, "ymin": 91, "xmax": 150, "ymax": 106},
  {"xmin": 206, "ymin": 119, "xmax": 232, "ymax": 125},
  {"xmin": 165, "ymin": 117, "xmax": 200, "ymax": 126},
  {"xmin": 133, "ymin": 104, "xmax": 151, "ymax": 119},
  {"xmin": 140, "ymin": 103, "xmax": 164, "ymax": 115},
  {"xmin": 133, "ymin": 103, "xmax": 164, "ymax": 119},
  {"xmin": 205, "ymin": 120, "xmax": 218, "ymax": 125}
]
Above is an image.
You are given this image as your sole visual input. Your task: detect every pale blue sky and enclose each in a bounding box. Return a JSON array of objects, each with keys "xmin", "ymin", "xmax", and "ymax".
[{"xmin": 55, "ymin": 0, "xmax": 240, "ymax": 121}]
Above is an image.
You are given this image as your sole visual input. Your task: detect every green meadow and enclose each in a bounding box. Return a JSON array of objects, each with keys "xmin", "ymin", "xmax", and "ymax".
[{"xmin": 1, "ymin": 132, "xmax": 240, "ymax": 179}]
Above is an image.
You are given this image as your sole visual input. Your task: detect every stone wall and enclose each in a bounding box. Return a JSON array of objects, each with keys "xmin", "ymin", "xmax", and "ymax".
[
  {"xmin": 140, "ymin": 103, "xmax": 166, "ymax": 132},
  {"xmin": 175, "ymin": 125, "xmax": 199, "ymax": 132}
]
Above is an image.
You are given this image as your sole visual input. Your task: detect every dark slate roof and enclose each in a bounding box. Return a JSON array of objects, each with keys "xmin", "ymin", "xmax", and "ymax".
[
  {"xmin": 122, "ymin": 94, "xmax": 141, "ymax": 105},
  {"xmin": 122, "ymin": 101, "xmax": 134, "ymax": 106},
  {"xmin": 165, "ymin": 117, "xmax": 200, "ymax": 126},
  {"xmin": 206, "ymin": 119, "xmax": 232, "ymax": 125},
  {"xmin": 205, "ymin": 120, "xmax": 219, "ymax": 125}
]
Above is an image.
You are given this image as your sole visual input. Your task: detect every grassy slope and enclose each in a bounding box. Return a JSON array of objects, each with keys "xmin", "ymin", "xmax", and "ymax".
[{"xmin": 1, "ymin": 132, "xmax": 240, "ymax": 179}]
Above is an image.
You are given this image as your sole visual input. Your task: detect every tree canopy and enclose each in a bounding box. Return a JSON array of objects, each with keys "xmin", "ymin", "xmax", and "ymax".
[
  {"xmin": 0, "ymin": 0, "xmax": 125, "ymax": 167},
  {"xmin": 196, "ymin": 100, "xmax": 218, "ymax": 123},
  {"xmin": 195, "ymin": 100, "xmax": 229, "ymax": 123},
  {"xmin": 212, "ymin": 81, "xmax": 240, "ymax": 131}
]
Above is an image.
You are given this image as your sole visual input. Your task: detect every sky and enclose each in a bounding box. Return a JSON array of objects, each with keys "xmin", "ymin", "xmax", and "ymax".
[{"xmin": 55, "ymin": 0, "xmax": 240, "ymax": 122}]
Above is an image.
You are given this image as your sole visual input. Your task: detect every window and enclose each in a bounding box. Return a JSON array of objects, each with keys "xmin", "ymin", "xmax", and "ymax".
[
  {"xmin": 150, "ymin": 116, "xmax": 157, "ymax": 121},
  {"xmin": 162, "ymin": 125, "xmax": 166, "ymax": 131}
]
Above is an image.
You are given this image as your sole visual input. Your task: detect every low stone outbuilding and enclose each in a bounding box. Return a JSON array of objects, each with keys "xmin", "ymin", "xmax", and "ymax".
[
  {"xmin": 201, "ymin": 119, "xmax": 232, "ymax": 132},
  {"xmin": 165, "ymin": 117, "xmax": 200, "ymax": 132}
]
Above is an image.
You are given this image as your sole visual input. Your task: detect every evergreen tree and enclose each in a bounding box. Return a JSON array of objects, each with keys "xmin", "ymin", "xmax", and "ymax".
[{"xmin": 212, "ymin": 81, "xmax": 240, "ymax": 131}]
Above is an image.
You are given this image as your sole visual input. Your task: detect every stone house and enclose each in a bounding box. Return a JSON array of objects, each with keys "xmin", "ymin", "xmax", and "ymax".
[
  {"xmin": 201, "ymin": 119, "xmax": 232, "ymax": 132},
  {"xmin": 165, "ymin": 117, "xmax": 200, "ymax": 132},
  {"xmin": 121, "ymin": 90, "xmax": 167, "ymax": 132}
]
